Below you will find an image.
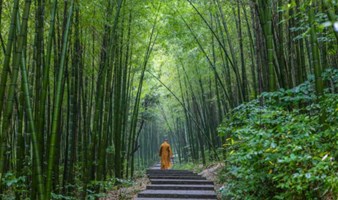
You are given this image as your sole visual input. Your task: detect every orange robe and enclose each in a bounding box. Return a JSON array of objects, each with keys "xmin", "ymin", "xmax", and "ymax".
[{"xmin": 159, "ymin": 141, "xmax": 173, "ymax": 170}]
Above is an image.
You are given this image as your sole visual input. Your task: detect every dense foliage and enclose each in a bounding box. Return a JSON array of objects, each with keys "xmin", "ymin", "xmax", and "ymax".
[
  {"xmin": 218, "ymin": 69, "xmax": 338, "ymax": 199},
  {"xmin": 0, "ymin": 0, "xmax": 337, "ymax": 199}
]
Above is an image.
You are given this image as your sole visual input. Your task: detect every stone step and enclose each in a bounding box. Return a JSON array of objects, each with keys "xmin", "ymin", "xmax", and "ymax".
[
  {"xmin": 148, "ymin": 175, "xmax": 206, "ymax": 180},
  {"xmin": 137, "ymin": 190, "xmax": 217, "ymax": 199},
  {"xmin": 150, "ymin": 179, "xmax": 214, "ymax": 185},
  {"xmin": 147, "ymin": 169, "xmax": 193, "ymax": 172},
  {"xmin": 136, "ymin": 198, "xmax": 217, "ymax": 200},
  {"xmin": 148, "ymin": 164, "xmax": 161, "ymax": 169},
  {"xmin": 148, "ymin": 174, "xmax": 199, "ymax": 177},
  {"xmin": 146, "ymin": 184, "xmax": 214, "ymax": 190},
  {"xmin": 148, "ymin": 167, "xmax": 161, "ymax": 170},
  {"xmin": 147, "ymin": 170, "xmax": 196, "ymax": 175},
  {"xmin": 148, "ymin": 171, "xmax": 196, "ymax": 174},
  {"xmin": 147, "ymin": 173, "xmax": 197, "ymax": 177}
]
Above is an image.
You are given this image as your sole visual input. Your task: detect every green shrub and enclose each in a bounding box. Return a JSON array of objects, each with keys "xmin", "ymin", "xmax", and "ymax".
[
  {"xmin": 218, "ymin": 69, "xmax": 338, "ymax": 199},
  {"xmin": 0, "ymin": 172, "xmax": 29, "ymax": 200}
]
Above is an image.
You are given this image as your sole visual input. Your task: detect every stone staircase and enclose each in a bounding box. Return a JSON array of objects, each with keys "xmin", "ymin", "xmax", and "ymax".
[{"xmin": 135, "ymin": 164, "xmax": 218, "ymax": 200}]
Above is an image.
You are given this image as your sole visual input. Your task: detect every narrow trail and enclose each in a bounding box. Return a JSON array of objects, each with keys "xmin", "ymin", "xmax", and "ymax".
[{"xmin": 135, "ymin": 164, "xmax": 217, "ymax": 199}]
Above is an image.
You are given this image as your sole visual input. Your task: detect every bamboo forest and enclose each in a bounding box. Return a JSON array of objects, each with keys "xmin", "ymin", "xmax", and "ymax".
[{"xmin": 0, "ymin": 0, "xmax": 337, "ymax": 199}]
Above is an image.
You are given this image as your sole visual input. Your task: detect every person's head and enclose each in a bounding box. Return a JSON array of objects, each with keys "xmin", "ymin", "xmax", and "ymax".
[{"xmin": 164, "ymin": 138, "xmax": 168, "ymax": 142}]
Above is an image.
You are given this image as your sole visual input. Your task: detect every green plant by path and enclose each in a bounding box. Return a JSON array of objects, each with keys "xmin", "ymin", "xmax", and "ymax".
[
  {"xmin": 172, "ymin": 162, "xmax": 203, "ymax": 172},
  {"xmin": 218, "ymin": 69, "xmax": 338, "ymax": 199}
]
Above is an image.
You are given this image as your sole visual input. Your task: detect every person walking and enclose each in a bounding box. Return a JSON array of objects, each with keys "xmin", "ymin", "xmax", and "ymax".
[{"xmin": 159, "ymin": 138, "xmax": 173, "ymax": 170}]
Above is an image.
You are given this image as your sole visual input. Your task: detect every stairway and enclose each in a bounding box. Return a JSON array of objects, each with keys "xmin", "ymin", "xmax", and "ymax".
[{"xmin": 136, "ymin": 164, "xmax": 218, "ymax": 200}]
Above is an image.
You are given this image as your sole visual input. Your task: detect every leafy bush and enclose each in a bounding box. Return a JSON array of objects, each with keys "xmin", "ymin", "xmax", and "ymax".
[
  {"xmin": 218, "ymin": 69, "xmax": 338, "ymax": 199},
  {"xmin": 0, "ymin": 172, "xmax": 29, "ymax": 200}
]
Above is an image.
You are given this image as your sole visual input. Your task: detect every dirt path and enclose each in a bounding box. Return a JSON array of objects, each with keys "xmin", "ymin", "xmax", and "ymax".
[{"xmin": 99, "ymin": 176, "xmax": 149, "ymax": 200}]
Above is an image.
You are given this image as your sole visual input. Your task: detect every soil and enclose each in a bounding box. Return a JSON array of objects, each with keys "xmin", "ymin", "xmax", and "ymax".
[
  {"xmin": 100, "ymin": 176, "xmax": 149, "ymax": 200},
  {"xmin": 198, "ymin": 163, "xmax": 225, "ymax": 199}
]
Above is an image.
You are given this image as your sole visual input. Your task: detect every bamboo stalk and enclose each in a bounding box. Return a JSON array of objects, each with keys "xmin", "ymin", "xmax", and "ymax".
[
  {"xmin": 0, "ymin": 0, "xmax": 32, "ymax": 191},
  {"xmin": 0, "ymin": 0, "xmax": 19, "ymax": 118},
  {"xmin": 45, "ymin": 1, "xmax": 74, "ymax": 198}
]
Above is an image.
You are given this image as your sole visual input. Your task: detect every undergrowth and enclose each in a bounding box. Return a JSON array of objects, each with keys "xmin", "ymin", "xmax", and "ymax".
[
  {"xmin": 218, "ymin": 69, "xmax": 338, "ymax": 199},
  {"xmin": 1, "ymin": 164, "xmax": 136, "ymax": 200},
  {"xmin": 172, "ymin": 162, "xmax": 203, "ymax": 172}
]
